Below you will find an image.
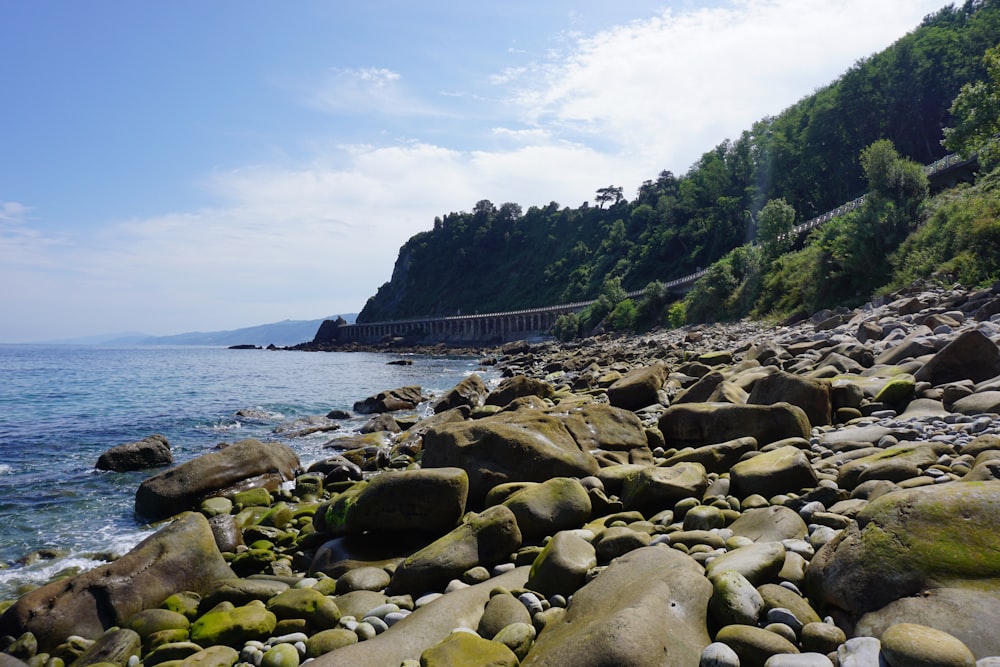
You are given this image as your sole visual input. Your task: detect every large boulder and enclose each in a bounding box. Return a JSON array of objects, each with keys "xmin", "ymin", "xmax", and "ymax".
[
  {"xmin": 525, "ymin": 530, "xmax": 597, "ymax": 597},
  {"xmin": 747, "ymin": 370, "xmax": 832, "ymax": 427},
  {"xmin": 96, "ymin": 434, "xmax": 173, "ymax": 472},
  {"xmin": 658, "ymin": 436, "xmax": 757, "ymax": 474},
  {"xmin": 485, "ymin": 375, "xmax": 554, "ymax": 408},
  {"xmin": 0, "ymin": 512, "xmax": 235, "ymax": 652},
  {"xmin": 135, "ymin": 439, "xmax": 299, "ymax": 521},
  {"xmin": 806, "ymin": 481, "xmax": 1000, "ymax": 624},
  {"xmin": 914, "ymin": 329, "xmax": 1000, "ymax": 386},
  {"xmin": 620, "ymin": 462, "xmax": 709, "ymax": 516},
  {"xmin": 422, "ymin": 411, "xmax": 599, "ymax": 506},
  {"xmin": 729, "ymin": 446, "xmax": 819, "ymax": 499},
  {"xmin": 854, "ymin": 587, "xmax": 1000, "ymax": 661},
  {"xmin": 658, "ymin": 402, "xmax": 811, "ymax": 448},
  {"xmin": 432, "ymin": 374, "xmax": 487, "ymax": 413},
  {"xmin": 606, "ymin": 363, "xmax": 669, "ymax": 411},
  {"xmin": 554, "ymin": 403, "xmax": 653, "ymax": 463},
  {"xmin": 500, "ymin": 477, "xmax": 592, "ymax": 542},
  {"xmin": 318, "ymin": 467, "xmax": 468, "ymax": 536},
  {"xmin": 521, "ymin": 545, "xmax": 712, "ymax": 667},
  {"xmin": 387, "ymin": 505, "xmax": 522, "ymax": 596},
  {"xmin": 353, "ymin": 385, "xmax": 426, "ymax": 414}
]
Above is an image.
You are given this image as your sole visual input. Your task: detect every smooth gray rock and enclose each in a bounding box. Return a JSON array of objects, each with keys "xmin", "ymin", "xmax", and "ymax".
[
  {"xmin": 135, "ymin": 438, "xmax": 300, "ymax": 521},
  {"xmin": 522, "ymin": 545, "xmax": 712, "ymax": 667},
  {"xmin": 96, "ymin": 434, "xmax": 172, "ymax": 472}
]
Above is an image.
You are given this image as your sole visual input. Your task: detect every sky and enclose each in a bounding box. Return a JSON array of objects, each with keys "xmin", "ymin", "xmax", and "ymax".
[{"xmin": 0, "ymin": 0, "xmax": 953, "ymax": 342}]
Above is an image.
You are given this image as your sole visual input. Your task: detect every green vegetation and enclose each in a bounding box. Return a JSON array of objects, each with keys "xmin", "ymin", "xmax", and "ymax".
[{"xmin": 358, "ymin": 2, "xmax": 1000, "ymax": 334}]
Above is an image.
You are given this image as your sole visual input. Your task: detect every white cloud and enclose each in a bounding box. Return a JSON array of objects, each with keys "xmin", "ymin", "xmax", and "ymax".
[
  {"xmin": 506, "ymin": 0, "xmax": 947, "ymax": 170},
  {"xmin": 0, "ymin": 201, "xmax": 31, "ymax": 225}
]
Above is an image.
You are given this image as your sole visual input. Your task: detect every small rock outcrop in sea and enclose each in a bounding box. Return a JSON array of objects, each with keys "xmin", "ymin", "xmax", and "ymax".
[
  {"xmin": 6, "ymin": 281, "xmax": 1000, "ymax": 667},
  {"xmin": 95, "ymin": 434, "xmax": 173, "ymax": 472}
]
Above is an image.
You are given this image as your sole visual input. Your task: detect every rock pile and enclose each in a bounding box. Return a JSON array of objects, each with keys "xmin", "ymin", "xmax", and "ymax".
[{"xmin": 4, "ymin": 281, "xmax": 1000, "ymax": 666}]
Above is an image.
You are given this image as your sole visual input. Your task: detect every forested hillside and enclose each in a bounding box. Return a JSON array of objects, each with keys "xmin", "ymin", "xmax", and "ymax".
[{"xmin": 358, "ymin": 1, "xmax": 1000, "ymax": 324}]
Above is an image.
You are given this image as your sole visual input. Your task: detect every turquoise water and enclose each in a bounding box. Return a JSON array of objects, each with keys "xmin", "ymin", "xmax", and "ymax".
[{"xmin": 0, "ymin": 345, "xmax": 489, "ymax": 599}]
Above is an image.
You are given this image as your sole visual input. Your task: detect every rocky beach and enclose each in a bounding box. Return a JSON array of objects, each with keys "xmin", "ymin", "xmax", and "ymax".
[{"xmin": 5, "ymin": 281, "xmax": 1000, "ymax": 667}]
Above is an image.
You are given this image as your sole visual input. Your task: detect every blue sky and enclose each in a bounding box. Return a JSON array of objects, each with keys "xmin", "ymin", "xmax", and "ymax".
[{"xmin": 0, "ymin": 0, "xmax": 951, "ymax": 342}]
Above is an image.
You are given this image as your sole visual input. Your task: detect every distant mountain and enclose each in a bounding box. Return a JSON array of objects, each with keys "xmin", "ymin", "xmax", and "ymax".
[{"xmin": 48, "ymin": 315, "xmax": 357, "ymax": 347}]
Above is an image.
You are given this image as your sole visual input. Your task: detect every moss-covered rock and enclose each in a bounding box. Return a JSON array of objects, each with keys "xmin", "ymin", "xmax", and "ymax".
[
  {"xmin": 658, "ymin": 402, "xmax": 811, "ymax": 449},
  {"xmin": 265, "ymin": 588, "xmax": 340, "ymax": 632},
  {"xmin": 321, "ymin": 467, "xmax": 469, "ymax": 536},
  {"xmin": 728, "ymin": 446, "xmax": 817, "ymax": 499},
  {"xmin": 807, "ymin": 481, "xmax": 1000, "ymax": 621},
  {"xmin": 189, "ymin": 601, "xmax": 276, "ymax": 648},
  {"xmin": 500, "ymin": 477, "xmax": 592, "ymax": 541},
  {"xmin": 422, "ymin": 412, "xmax": 599, "ymax": 506},
  {"xmin": 177, "ymin": 645, "xmax": 240, "ymax": 667},
  {"xmin": 388, "ymin": 505, "xmax": 522, "ymax": 596},
  {"xmin": 304, "ymin": 628, "xmax": 358, "ymax": 659},
  {"xmin": 419, "ymin": 631, "xmax": 519, "ymax": 667}
]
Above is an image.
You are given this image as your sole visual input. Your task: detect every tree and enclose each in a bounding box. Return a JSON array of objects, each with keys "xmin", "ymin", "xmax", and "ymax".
[
  {"xmin": 756, "ymin": 198, "xmax": 796, "ymax": 261},
  {"xmin": 944, "ymin": 43, "xmax": 1000, "ymax": 169},
  {"xmin": 595, "ymin": 185, "xmax": 624, "ymax": 208}
]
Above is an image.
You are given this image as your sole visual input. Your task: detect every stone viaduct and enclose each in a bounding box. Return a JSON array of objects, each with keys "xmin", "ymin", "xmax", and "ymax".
[{"xmin": 313, "ymin": 153, "xmax": 977, "ymax": 346}]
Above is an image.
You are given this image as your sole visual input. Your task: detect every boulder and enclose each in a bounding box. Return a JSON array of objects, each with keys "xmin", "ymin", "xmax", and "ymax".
[
  {"xmin": 748, "ymin": 370, "xmax": 832, "ymax": 426},
  {"xmin": 70, "ymin": 627, "xmax": 142, "ymax": 667},
  {"xmin": 477, "ymin": 592, "xmax": 532, "ymax": 639},
  {"xmin": 420, "ymin": 631, "xmax": 519, "ymax": 667},
  {"xmin": 658, "ymin": 402, "xmax": 811, "ymax": 448},
  {"xmin": 879, "ymin": 623, "xmax": 976, "ymax": 667},
  {"xmin": 729, "ymin": 446, "xmax": 818, "ymax": 499},
  {"xmin": 951, "ymin": 390, "xmax": 1000, "ymax": 415},
  {"xmin": 500, "ymin": 477, "xmax": 592, "ymax": 542},
  {"xmin": 0, "ymin": 512, "xmax": 235, "ymax": 652},
  {"xmin": 96, "ymin": 434, "xmax": 173, "ymax": 472},
  {"xmin": 620, "ymin": 462, "xmax": 709, "ymax": 516},
  {"xmin": 855, "ymin": 586, "xmax": 1000, "ymax": 661},
  {"xmin": 728, "ymin": 506, "xmax": 808, "ymax": 543},
  {"xmin": 319, "ymin": 467, "xmax": 468, "ymax": 536},
  {"xmin": 189, "ymin": 600, "xmax": 276, "ymax": 648},
  {"xmin": 432, "ymin": 373, "xmax": 487, "ymax": 413},
  {"xmin": 525, "ymin": 530, "xmax": 597, "ymax": 598},
  {"xmin": 135, "ymin": 439, "xmax": 300, "ymax": 522},
  {"xmin": 308, "ymin": 566, "xmax": 530, "ymax": 666},
  {"xmin": 387, "ymin": 505, "xmax": 522, "ymax": 596},
  {"xmin": 658, "ymin": 436, "xmax": 757, "ymax": 474},
  {"xmin": 485, "ymin": 375, "xmax": 554, "ymax": 408},
  {"xmin": 521, "ymin": 546, "xmax": 712, "ymax": 667},
  {"xmin": 705, "ymin": 541, "xmax": 787, "ymax": 586},
  {"xmin": 353, "ymin": 385, "xmax": 426, "ymax": 414},
  {"xmin": 555, "ymin": 403, "xmax": 653, "ymax": 463},
  {"xmin": 606, "ymin": 363, "xmax": 669, "ymax": 411},
  {"xmin": 914, "ymin": 329, "xmax": 1000, "ymax": 386},
  {"xmin": 422, "ymin": 411, "xmax": 599, "ymax": 506},
  {"xmin": 709, "ymin": 570, "xmax": 765, "ymax": 627},
  {"xmin": 806, "ymin": 481, "xmax": 1000, "ymax": 622},
  {"xmin": 715, "ymin": 624, "xmax": 799, "ymax": 667},
  {"xmin": 265, "ymin": 588, "xmax": 341, "ymax": 633},
  {"xmin": 836, "ymin": 443, "xmax": 940, "ymax": 490}
]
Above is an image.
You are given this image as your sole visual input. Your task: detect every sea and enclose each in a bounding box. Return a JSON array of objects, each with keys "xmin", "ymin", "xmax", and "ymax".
[{"xmin": 0, "ymin": 344, "xmax": 493, "ymax": 600}]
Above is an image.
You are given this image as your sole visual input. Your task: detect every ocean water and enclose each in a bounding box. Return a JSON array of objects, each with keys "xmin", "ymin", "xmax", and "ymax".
[{"xmin": 0, "ymin": 344, "xmax": 491, "ymax": 600}]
